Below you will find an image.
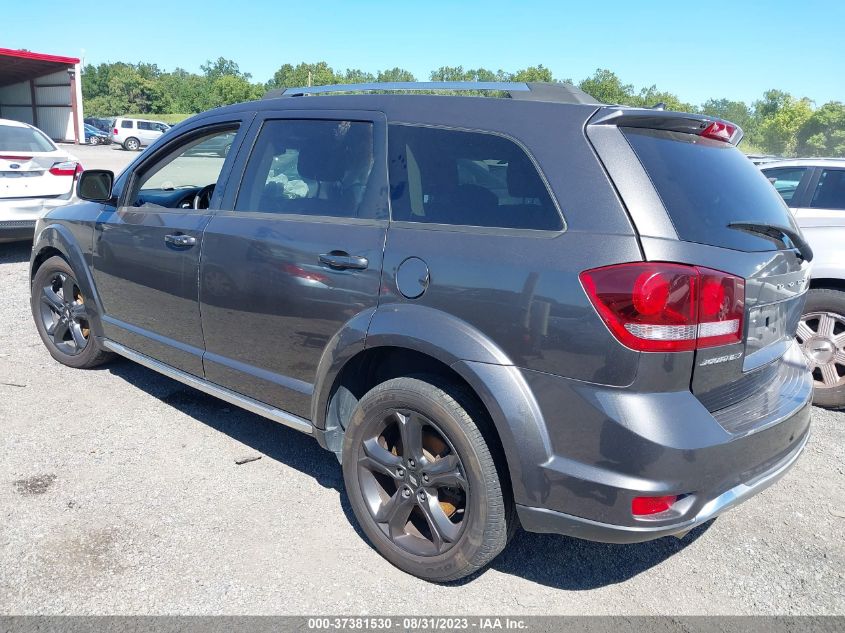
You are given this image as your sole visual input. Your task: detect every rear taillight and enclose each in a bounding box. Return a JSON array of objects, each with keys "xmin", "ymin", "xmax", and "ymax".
[
  {"xmin": 580, "ymin": 263, "xmax": 744, "ymax": 352},
  {"xmin": 113, "ymin": 128, "xmax": 119, "ymax": 135},
  {"xmin": 632, "ymin": 495, "xmax": 678, "ymax": 516},
  {"xmin": 49, "ymin": 161, "xmax": 82, "ymax": 177},
  {"xmin": 700, "ymin": 121, "xmax": 736, "ymax": 142}
]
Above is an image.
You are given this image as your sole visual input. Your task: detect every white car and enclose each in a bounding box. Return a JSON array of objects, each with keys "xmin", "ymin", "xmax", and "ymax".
[
  {"xmin": 761, "ymin": 158, "xmax": 845, "ymax": 408},
  {"xmin": 0, "ymin": 118, "xmax": 81, "ymax": 243},
  {"xmin": 112, "ymin": 117, "xmax": 170, "ymax": 151}
]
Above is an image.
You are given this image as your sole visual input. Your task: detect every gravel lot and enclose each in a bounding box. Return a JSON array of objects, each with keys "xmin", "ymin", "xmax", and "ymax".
[{"xmin": 1, "ymin": 211, "xmax": 843, "ymax": 614}]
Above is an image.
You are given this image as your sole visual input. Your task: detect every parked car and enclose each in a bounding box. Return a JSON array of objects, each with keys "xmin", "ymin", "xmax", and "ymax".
[
  {"xmin": 0, "ymin": 118, "xmax": 81, "ymax": 243},
  {"xmin": 112, "ymin": 117, "xmax": 171, "ymax": 151},
  {"xmin": 84, "ymin": 124, "xmax": 111, "ymax": 146},
  {"xmin": 761, "ymin": 158, "xmax": 845, "ymax": 408},
  {"xmin": 30, "ymin": 82, "xmax": 813, "ymax": 581},
  {"xmin": 84, "ymin": 117, "xmax": 114, "ymax": 134}
]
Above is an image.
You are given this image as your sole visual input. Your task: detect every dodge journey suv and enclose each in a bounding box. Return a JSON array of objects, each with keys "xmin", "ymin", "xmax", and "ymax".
[{"xmin": 29, "ymin": 82, "xmax": 813, "ymax": 582}]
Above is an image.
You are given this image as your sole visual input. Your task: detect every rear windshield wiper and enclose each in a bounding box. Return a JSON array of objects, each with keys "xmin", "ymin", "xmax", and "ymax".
[{"xmin": 727, "ymin": 221, "xmax": 813, "ymax": 262}]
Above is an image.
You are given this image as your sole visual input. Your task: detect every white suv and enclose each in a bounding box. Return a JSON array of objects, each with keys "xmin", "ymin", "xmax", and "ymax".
[{"xmin": 112, "ymin": 117, "xmax": 171, "ymax": 151}]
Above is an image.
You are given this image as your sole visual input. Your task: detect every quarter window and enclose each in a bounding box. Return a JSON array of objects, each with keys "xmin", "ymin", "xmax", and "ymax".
[
  {"xmin": 235, "ymin": 119, "xmax": 381, "ymax": 219},
  {"xmin": 810, "ymin": 169, "xmax": 845, "ymax": 210},
  {"xmin": 762, "ymin": 167, "xmax": 808, "ymax": 204},
  {"xmin": 387, "ymin": 124, "xmax": 562, "ymax": 230}
]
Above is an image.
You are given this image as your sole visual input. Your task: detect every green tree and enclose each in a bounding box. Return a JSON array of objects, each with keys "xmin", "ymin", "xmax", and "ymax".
[
  {"xmin": 209, "ymin": 74, "xmax": 262, "ymax": 106},
  {"xmin": 376, "ymin": 67, "xmax": 416, "ymax": 83},
  {"xmin": 201, "ymin": 57, "xmax": 249, "ymax": 80},
  {"xmin": 796, "ymin": 101, "xmax": 845, "ymax": 157},
  {"xmin": 578, "ymin": 69, "xmax": 635, "ymax": 105},
  {"xmin": 753, "ymin": 90, "xmax": 814, "ymax": 155},
  {"xmin": 511, "ymin": 65, "xmax": 555, "ymax": 83},
  {"xmin": 267, "ymin": 62, "xmax": 338, "ymax": 89}
]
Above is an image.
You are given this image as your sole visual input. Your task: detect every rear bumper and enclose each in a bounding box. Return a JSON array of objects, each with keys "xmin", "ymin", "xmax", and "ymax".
[
  {"xmin": 514, "ymin": 342, "xmax": 813, "ymax": 541},
  {"xmin": 517, "ymin": 418, "xmax": 810, "ymax": 542},
  {"xmin": 0, "ymin": 220, "xmax": 36, "ymax": 243}
]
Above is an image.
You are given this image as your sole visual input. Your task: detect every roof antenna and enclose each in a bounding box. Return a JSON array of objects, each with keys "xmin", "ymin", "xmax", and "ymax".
[{"xmin": 651, "ymin": 102, "xmax": 666, "ymax": 110}]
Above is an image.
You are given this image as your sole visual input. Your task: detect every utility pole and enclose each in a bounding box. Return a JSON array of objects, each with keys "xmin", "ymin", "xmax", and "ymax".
[{"xmin": 307, "ymin": 70, "xmax": 312, "ymax": 87}]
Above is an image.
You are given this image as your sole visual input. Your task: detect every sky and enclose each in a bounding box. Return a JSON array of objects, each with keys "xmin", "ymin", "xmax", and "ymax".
[{"xmin": 3, "ymin": 0, "xmax": 844, "ymax": 106}]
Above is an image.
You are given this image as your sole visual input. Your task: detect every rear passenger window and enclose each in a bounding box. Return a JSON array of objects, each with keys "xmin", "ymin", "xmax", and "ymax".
[
  {"xmin": 235, "ymin": 119, "xmax": 384, "ymax": 219},
  {"xmin": 387, "ymin": 124, "xmax": 562, "ymax": 230},
  {"xmin": 138, "ymin": 121, "xmax": 154, "ymax": 131},
  {"xmin": 121, "ymin": 120, "xmax": 133, "ymax": 129},
  {"xmin": 810, "ymin": 169, "xmax": 845, "ymax": 210}
]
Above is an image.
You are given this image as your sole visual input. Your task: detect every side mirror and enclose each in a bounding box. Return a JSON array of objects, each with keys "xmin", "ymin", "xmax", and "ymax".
[{"xmin": 77, "ymin": 169, "xmax": 115, "ymax": 202}]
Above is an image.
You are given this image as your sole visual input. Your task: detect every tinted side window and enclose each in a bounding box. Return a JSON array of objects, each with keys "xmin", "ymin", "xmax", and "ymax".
[
  {"xmin": 235, "ymin": 119, "xmax": 380, "ymax": 219},
  {"xmin": 121, "ymin": 120, "xmax": 133, "ymax": 129},
  {"xmin": 810, "ymin": 169, "xmax": 845, "ymax": 210},
  {"xmin": 138, "ymin": 121, "xmax": 154, "ymax": 131},
  {"xmin": 761, "ymin": 167, "xmax": 808, "ymax": 203},
  {"xmin": 387, "ymin": 125, "xmax": 562, "ymax": 230}
]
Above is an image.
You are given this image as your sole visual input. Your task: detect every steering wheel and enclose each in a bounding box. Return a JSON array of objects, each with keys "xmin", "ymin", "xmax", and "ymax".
[{"xmin": 193, "ymin": 184, "xmax": 216, "ymax": 210}]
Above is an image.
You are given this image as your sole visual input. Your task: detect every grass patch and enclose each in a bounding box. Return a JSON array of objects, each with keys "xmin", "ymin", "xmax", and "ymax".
[{"xmin": 123, "ymin": 113, "xmax": 195, "ymax": 124}]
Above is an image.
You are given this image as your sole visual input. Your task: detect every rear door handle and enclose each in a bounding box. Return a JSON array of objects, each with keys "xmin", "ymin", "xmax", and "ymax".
[
  {"xmin": 319, "ymin": 252, "xmax": 369, "ymax": 270},
  {"xmin": 164, "ymin": 234, "xmax": 196, "ymax": 248}
]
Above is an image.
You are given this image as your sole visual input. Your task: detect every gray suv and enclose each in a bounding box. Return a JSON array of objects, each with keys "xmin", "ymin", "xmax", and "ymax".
[{"xmin": 29, "ymin": 82, "xmax": 812, "ymax": 582}]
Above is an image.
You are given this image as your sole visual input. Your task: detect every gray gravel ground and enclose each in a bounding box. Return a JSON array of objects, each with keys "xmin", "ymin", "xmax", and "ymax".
[{"xmin": 0, "ymin": 240, "xmax": 843, "ymax": 615}]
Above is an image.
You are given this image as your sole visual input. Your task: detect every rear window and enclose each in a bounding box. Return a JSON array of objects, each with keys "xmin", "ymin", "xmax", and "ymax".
[
  {"xmin": 0, "ymin": 124, "xmax": 55, "ymax": 152},
  {"xmin": 623, "ymin": 128, "xmax": 799, "ymax": 251}
]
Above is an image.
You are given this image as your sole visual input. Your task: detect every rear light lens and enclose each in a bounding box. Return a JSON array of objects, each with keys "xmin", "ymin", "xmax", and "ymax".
[
  {"xmin": 632, "ymin": 495, "xmax": 678, "ymax": 516},
  {"xmin": 580, "ymin": 263, "xmax": 744, "ymax": 352},
  {"xmin": 49, "ymin": 161, "xmax": 82, "ymax": 177},
  {"xmin": 700, "ymin": 121, "xmax": 736, "ymax": 142},
  {"xmin": 113, "ymin": 128, "xmax": 119, "ymax": 135}
]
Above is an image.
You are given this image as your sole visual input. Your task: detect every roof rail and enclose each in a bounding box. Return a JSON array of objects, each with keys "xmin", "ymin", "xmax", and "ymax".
[{"xmin": 262, "ymin": 81, "xmax": 600, "ymax": 105}]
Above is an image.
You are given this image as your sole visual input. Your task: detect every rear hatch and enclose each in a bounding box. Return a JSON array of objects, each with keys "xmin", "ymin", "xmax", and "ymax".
[{"xmin": 587, "ymin": 110, "xmax": 811, "ymax": 416}]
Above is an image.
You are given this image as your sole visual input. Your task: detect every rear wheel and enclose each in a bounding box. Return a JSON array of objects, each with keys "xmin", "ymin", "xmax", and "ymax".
[
  {"xmin": 796, "ymin": 288, "xmax": 845, "ymax": 409},
  {"xmin": 124, "ymin": 137, "xmax": 140, "ymax": 151},
  {"xmin": 31, "ymin": 256, "xmax": 111, "ymax": 369},
  {"xmin": 342, "ymin": 376, "xmax": 512, "ymax": 582}
]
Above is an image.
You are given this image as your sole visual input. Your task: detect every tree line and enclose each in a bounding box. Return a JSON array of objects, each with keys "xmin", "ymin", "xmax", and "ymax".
[{"xmin": 81, "ymin": 58, "xmax": 845, "ymax": 157}]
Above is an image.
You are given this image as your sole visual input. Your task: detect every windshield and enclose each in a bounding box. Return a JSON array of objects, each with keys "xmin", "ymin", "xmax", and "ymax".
[
  {"xmin": 0, "ymin": 124, "xmax": 56, "ymax": 153},
  {"xmin": 623, "ymin": 128, "xmax": 799, "ymax": 252}
]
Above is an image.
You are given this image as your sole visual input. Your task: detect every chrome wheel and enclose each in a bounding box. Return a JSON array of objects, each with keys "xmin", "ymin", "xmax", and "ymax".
[
  {"xmin": 357, "ymin": 409, "xmax": 468, "ymax": 557},
  {"xmin": 796, "ymin": 311, "xmax": 845, "ymax": 391},
  {"xmin": 38, "ymin": 272, "xmax": 90, "ymax": 356}
]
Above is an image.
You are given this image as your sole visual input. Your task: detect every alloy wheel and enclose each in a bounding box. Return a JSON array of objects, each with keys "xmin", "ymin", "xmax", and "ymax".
[
  {"xmin": 38, "ymin": 272, "xmax": 90, "ymax": 356},
  {"xmin": 357, "ymin": 409, "xmax": 468, "ymax": 556},
  {"xmin": 797, "ymin": 311, "xmax": 845, "ymax": 390}
]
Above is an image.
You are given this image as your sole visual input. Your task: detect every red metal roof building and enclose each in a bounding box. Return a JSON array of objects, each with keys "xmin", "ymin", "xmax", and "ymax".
[{"xmin": 0, "ymin": 48, "xmax": 83, "ymax": 143}]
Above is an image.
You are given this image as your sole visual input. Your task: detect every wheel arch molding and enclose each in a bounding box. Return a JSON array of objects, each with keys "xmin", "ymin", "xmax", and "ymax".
[
  {"xmin": 311, "ymin": 303, "xmax": 553, "ymax": 506},
  {"xmin": 30, "ymin": 223, "xmax": 105, "ymax": 338}
]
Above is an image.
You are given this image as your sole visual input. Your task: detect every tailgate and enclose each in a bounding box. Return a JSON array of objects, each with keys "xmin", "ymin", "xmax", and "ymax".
[{"xmin": 588, "ymin": 109, "xmax": 812, "ymax": 413}]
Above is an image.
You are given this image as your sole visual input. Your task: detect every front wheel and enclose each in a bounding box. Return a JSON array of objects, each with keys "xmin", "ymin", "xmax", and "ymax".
[
  {"xmin": 796, "ymin": 288, "xmax": 845, "ymax": 409},
  {"xmin": 342, "ymin": 376, "xmax": 512, "ymax": 582},
  {"xmin": 89, "ymin": 136, "xmax": 99, "ymax": 146},
  {"xmin": 31, "ymin": 256, "xmax": 111, "ymax": 369}
]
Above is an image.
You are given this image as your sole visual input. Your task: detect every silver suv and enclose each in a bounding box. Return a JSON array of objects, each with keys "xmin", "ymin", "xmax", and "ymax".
[
  {"xmin": 762, "ymin": 159, "xmax": 845, "ymax": 408},
  {"xmin": 112, "ymin": 117, "xmax": 170, "ymax": 151}
]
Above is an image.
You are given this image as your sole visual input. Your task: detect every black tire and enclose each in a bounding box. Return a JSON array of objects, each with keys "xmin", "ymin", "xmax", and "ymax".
[
  {"xmin": 798, "ymin": 288, "xmax": 845, "ymax": 409},
  {"xmin": 31, "ymin": 256, "xmax": 112, "ymax": 369},
  {"xmin": 342, "ymin": 376, "xmax": 512, "ymax": 582},
  {"xmin": 89, "ymin": 136, "xmax": 99, "ymax": 146},
  {"xmin": 124, "ymin": 137, "xmax": 140, "ymax": 151}
]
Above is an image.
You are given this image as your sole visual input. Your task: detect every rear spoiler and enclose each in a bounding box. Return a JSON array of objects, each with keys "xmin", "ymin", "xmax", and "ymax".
[{"xmin": 588, "ymin": 108, "xmax": 744, "ymax": 146}]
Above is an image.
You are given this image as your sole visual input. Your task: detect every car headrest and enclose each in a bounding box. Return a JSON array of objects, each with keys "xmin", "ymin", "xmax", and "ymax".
[
  {"xmin": 297, "ymin": 144, "xmax": 345, "ymax": 182},
  {"xmin": 507, "ymin": 157, "xmax": 547, "ymax": 199}
]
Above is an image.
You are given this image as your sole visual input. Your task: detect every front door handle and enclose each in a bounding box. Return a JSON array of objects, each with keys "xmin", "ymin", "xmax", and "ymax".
[
  {"xmin": 319, "ymin": 252, "xmax": 369, "ymax": 270},
  {"xmin": 164, "ymin": 234, "xmax": 196, "ymax": 248}
]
